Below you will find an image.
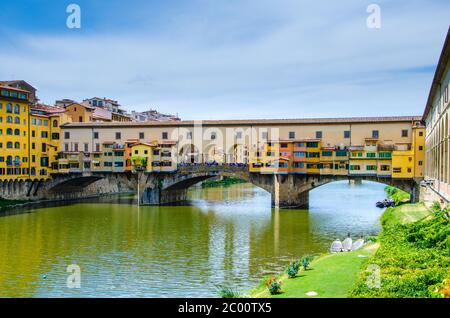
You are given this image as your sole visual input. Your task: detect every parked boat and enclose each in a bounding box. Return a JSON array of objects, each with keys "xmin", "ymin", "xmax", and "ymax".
[{"xmin": 376, "ymin": 198, "xmax": 395, "ymax": 208}]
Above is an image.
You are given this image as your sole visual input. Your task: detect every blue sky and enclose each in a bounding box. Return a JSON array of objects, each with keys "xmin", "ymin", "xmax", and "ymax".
[{"xmin": 0, "ymin": 0, "xmax": 449, "ymax": 119}]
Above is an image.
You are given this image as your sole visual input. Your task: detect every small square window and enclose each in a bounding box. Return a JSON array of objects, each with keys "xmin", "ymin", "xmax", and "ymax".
[
  {"xmin": 344, "ymin": 131, "xmax": 351, "ymax": 138},
  {"xmin": 401, "ymin": 130, "xmax": 408, "ymax": 137},
  {"xmin": 162, "ymin": 132, "xmax": 168, "ymax": 140},
  {"xmin": 139, "ymin": 132, "xmax": 144, "ymax": 139},
  {"xmin": 316, "ymin": 131, "xmax": 322, "ymax": 139},
  {"xmin": 289, "ymin": 132, "xmax": 295, "ymax": 139}
]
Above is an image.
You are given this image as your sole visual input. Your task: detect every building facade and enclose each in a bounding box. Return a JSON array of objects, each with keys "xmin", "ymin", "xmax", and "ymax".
[
  {"xmin": 60, "ymin": 117, "xmax": 424, "ymax": 179},
  {"xmin": 423, "ymin": 28, "xmax": 450, "ymax": 205}
]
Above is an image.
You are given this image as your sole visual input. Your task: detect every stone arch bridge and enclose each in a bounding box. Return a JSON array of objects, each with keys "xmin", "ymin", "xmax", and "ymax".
[{"xmin": 1, "ymin": 165, "xmax": 422, "ymax": 208}]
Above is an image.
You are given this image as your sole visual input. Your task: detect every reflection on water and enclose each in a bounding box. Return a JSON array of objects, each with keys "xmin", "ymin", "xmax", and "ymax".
[{"xmin": 0, "ymin": 181, "xmax": 385, "ymax": 297}]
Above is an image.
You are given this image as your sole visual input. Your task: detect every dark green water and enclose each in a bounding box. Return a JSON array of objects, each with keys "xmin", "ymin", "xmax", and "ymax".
[{"xmin": 0, "ymin": 181, "xmax": 386, "ymax": 297}]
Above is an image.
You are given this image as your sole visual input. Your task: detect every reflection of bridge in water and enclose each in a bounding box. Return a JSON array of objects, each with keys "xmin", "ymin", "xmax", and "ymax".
[{"xmin": 27, "ymin": 164, "xmax": 421, "ymax": 208}]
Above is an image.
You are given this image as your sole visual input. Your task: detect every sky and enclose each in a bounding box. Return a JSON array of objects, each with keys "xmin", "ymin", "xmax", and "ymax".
[{"xmin": 0, "ymin": 0, "xmax": 449, "ymax": 120}]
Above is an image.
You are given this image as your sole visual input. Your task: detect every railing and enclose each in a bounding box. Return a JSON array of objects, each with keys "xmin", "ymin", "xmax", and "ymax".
[{"xmin": 177, "ymin": 163, "xmax": 248, "ymax": 174}]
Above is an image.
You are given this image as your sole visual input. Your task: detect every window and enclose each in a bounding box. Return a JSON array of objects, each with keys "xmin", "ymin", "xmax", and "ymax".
[
  {"xmin": 64, "ymin": 132, "xmax": 70, "ymax": 139},
  {"xmin": 295, "ymin": 142, "xmax": 305, "ymax": 148},
  {"xmin": 162, "ymin": 132, "xmax": 168, "ymax": 140},
  {"xmin": 262, "ymin": 132, "xmax": 268, "ymax": 140},
  {"xmin": 294, "ymin": 151, "xmax": 305, "ymax": 157},
  {"xmin": 401, "ymin": 130, "xmax": 408, "ymax": 137},
  {"xmin": 372, "ymin": 130, "xmax": 379, "ymax": 138},
  {"xmin": 93, "ymin": 132, "xmax": 99, "ymax": 139},
  {"xmin": 289, "ymin": 132, "xmax": 295, "ymax": 139},
  {"xmin": 236, "ymin": 132, "xmax": 242, "ymax": 139},
  {"xmin": 344, "ymin": 131, "xmax": 351, "ymax": 138},
  {"xmin": 139, "ymin": 132, "xmax": 144, "ymax": 139},
  {"xmin": 64, "ymin": 143, "xmax": 69, "ymax": 151},
  {"xmin": 445, "ymin": 85, "xmax": 449, "ymax": 103},
  {"xmin": 73, "ymin": 143, "xmax": 78, "ymax": 152},
  {"xmin": 316, "ymin": 131, "xmax": 322, "ymax": 139},
  {"xmin": 41, "ymin": 131, "xmax": 48, "ymax": 138},
  {"xmin": 14, "ymin": 129, "xmax": 20, "ymax": 136},
  {"xmin": 419, "ymin": 131, "xmax": 423, "ymax": 136},
  {"xmin": 306, "ymin": 152, "xmax": 320, "ymax": 158},
  {"xmin": 366, "ymin": 165, "xmax": 377, "ymax": 171},
  {"xmin": 84, "ymin": 143, "xmax": 89, "ymax": 152},
  {"xmin": 393, "ymin": 167, "xmax": 401, "ymax": 173},
  {"xmin": 280, "ymin": 143, "xmax": 288, "ymax": 148},
  {"xmin": 6, "ymin": 128, "xmax": 12, "ymax": 135},
  {"xmin": 14, "ymin": 104, "xmax": 20, "ymax": 114},
  {"xmin": 380, "ymin": 165, "xmax": 390, "ymax": 171},
  {"xmin": 115, "ymin": 132, "xmax": 121, "ymax": 140},
  {"xmin": 52, "ymin": 133, "xmax": 60, "ymax": 140},
  {"xmin": 6, "ymin": 103, "xmax": 12, "ymax": 113},
  {"xmin": 418, "ymin": 161, "xmax": 423, "ymax": 166},
  {"xmin": 41, "ymin": 143, "xmax": 46, "ymax": 152},
  {"xmin": 419, "ymin": 146, "xmax": 423, "ymax": 151},
  {"xmin": 14, "ymin": 142, "xmax": 20, "ymax": 149},
  {"xmin": 336, "ymin": 150, "xmax": 347, "ymax": 157},
  {"xmin": 14, "ymin": 117, "xmax": 20, "ymax": 124},
  {"xmin": 407, "ymin": 168, "xmax": 412, "ymax": 173},
  {"xmin": 350, "ymin": 165, "xmax": 361, "ymax": 171},
  {"xmin": 211, "ymin": 132, "xmax": 216, "ymax": 140},
  {"xmin": 366, "ymin": 152, "xmax": 376, "ymax": 158},
  {"xmin": 292, "ymin": 162, "xmax": 305, "ymax": 168},
  {"xmin": 53, "ymin": 120, "xmax": 58, "ymax": 127},
  {"xmin": 187, "ymin": 132, "xmax": 192, "ymax": 139},
  {"xmin": 306, "ymin": 142, "xmax": 318, "ymax": 148},
  {"xmin": 321, "ymin": 151, "xmax": 333, "ymax": 157}
]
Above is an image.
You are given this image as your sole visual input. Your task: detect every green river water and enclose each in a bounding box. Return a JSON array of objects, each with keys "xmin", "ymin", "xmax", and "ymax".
[{"xmin": 0, "ymin": 181, "xmax": 386, "ymax": 297}]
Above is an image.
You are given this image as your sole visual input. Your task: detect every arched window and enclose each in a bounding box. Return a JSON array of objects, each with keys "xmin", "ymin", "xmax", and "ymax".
[
  {"xmin": 14, "ymin": 117, "xmax": 20, "ymax": 124},
  {"xmin": 14, "ymin": 129, "xmax": 20, "ymax": 136},
  {"xmin": 30, "ymin": 167, "xmax": 36, "ymax": 176},
  {"xmin": 14, "ymin": 142, "xmax": 20, "ymax": 149},
  {"xmin": 6, "ymin": 103, "xmax": 12, "ymax": 113},
  {"xmin": 6, "ymin": 116, "xmax": 12, "ymax": 123},
  {"xmin": 6, "ymin": 156, "xmax": 12, "ymax": 165},
  {"xmin": 53, "ymin": 119, "xmax": 58, "ymax": 127},
  {"xmin": 7, "ymin": 142, "xmax": 13, "ymax": 149},
  {"xmin": 6, "ymin": 128, "xmax": 12, "ymax": 135},
  {"xmin": 14, "ymin": 104, "xmax": 20, "ymax": 114},
  {"xmin": 14, "ymin": 156, "xmax": 20, "ymax": 164}
]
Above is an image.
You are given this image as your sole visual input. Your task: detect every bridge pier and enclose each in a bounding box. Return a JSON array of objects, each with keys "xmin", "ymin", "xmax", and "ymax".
[{"xmin": 141, "ymin": 187, "xmax": 188, "ymax": 205}]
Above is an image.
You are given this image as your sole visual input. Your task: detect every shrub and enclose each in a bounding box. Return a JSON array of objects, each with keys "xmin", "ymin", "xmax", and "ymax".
[
  {"xmin": 217, "ymin": 286, "xmax": 241, "ymax": 298},
  {"xmin": 351, "ymin": 205, "xmax": 450, "ymax": 298},
  {"xmin": 287, "ymin": 262, "xmax": 299, "ymax": 278},
  {"xmin": 266, "ymin": 277, "xmax": 282, "ymax": 295}
]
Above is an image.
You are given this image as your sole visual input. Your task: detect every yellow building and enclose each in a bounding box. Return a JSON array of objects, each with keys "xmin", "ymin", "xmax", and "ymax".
[
  {"xmin": 131, "ymin": 143, "xmax": 155, "ymax": 172},
  {"xmin": 391, "ymin": 126, "xmax": 425, "ymax": 179},
  {"xmin": 0, "ymin": 85, "xmax": 31, "ymax": 181},
  {"xmin": 65, "ymin": 102, "xmax": 94, "ymax": 123}
]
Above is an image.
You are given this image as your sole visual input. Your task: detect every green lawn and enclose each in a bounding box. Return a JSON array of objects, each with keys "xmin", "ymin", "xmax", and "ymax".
[{"xmin": 252, "ymin": 244, "xmax": 378, "ymax": 298}]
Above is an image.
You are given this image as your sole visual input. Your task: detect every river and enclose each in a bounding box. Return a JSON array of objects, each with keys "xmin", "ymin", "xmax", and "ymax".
[{"xmin": 0, "ymin": 180, "xmax": 386, "ymax": 297}]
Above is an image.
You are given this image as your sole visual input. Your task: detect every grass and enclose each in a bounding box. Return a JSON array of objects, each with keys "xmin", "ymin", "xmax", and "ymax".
[
  {"xmin": 381, "ymin": 202, "xmax": 431, "ymax": 226},
  {"xmin": 385, "ymin": 186, "xmax": 411, "ymax": 205},
  {"xmin": 351, "ymin": 203, "xmax": 449, "ymax": 298},
  {"xmin": 252, "ymin": 244, "xmax": 378, "ymax": 298}
]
